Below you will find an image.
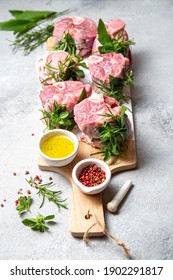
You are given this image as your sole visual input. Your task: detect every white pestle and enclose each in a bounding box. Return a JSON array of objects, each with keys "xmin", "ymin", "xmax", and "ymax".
[{"xmin": 107, "ymin": 180, "xmax": 133, "ymax": 213}]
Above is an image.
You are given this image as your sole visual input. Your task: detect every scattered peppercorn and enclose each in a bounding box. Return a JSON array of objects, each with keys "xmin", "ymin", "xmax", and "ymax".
[
  {"xmin": 49, "ymin": 177, "xmax": 53, "ymax": 180},
  {"xmin": 15, "ymin": 200, "xmax": 19, "ymax": 206},
  {"xmin": 26, "ymin": 190, "xmax": 31, "ymax": 194},
  {"xmin": 34, "ymin": 175, "xmax": 42, "ymax": 184},
  {"xmin": 13, "ymin": 172, "xmax": 17, "ymax": 176},
  {"xmin": 1, "ymin": 204, "xmax": 4, "ymax": 207},
  {"xmin": 78, "ymin": 164, "xmax": 106, "ymax": 187},
  {"xmin": 31, "ymin": 133, "xmax": 35, "ymax": 136},
  {"xmin": 25, "ymin": 171, "xmax": 30, "ymax": 175}
]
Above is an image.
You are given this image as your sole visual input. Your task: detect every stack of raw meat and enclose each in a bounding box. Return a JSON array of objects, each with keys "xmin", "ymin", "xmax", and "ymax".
[{"xmin": 37, "ymin": 16, "xmax": 133, "ymax": 148}]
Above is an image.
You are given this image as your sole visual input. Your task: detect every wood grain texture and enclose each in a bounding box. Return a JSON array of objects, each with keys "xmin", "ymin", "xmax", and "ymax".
[
  {"xmin": 38, "ymin": 139, "xmax": 137, "ymax": 237},
  {"xmin": 38, "ymin": 38, "xmax": 137, "ymax": 237}
]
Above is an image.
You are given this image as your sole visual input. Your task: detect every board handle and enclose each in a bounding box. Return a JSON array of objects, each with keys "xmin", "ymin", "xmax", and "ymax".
[{"xmin": 70, "ymin": 178, "xmax": 105, "ymax": 237}]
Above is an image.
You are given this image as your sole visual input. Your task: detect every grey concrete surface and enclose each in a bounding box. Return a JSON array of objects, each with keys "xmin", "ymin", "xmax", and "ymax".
[{"xmin": 0, "ymin": 0, "xmax": 173, "ymax": 260}]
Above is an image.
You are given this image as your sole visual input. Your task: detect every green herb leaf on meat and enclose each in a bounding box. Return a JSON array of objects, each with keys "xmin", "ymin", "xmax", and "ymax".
[
  {"xmin": 78, "ymin": 88, "xmax": 87, "ymax": 103},
  {"xmin": 97, "ymin": 18, "xmax": 112, "ymax": 45},
  {"xmin": 94, "ymin": 70, "xmax": 134, "ymax": 105},
  {"xmin": 40, "ymin": 103, "xmax": 76, "ymax": 131},
  {"xmin": 97, "ymin": 18, "xmax": 135, "ymax": 55},
  {"xmin": 42, "ymin": 55, "xmax": 87, "ymax": 84},
  {"xmin": 53, "ymin": 32, "xmax": 77, "ymax": 56},
  {"xmin": 91, "ymin": 106, "xmax": 128, "ymax": 162}
]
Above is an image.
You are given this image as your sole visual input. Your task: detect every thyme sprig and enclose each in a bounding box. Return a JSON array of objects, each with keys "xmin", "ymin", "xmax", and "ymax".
[
  {"xmin": 42, "ymin": 55, "xmax": 88, "ymax": 84},
  {"xmin": 94, "ymin": 70, "xmax": 134, "ymax": 104},
  {"xmin": 26, "ymin": 177, "xmax": 68, "ymax": 209},
  {"xmin": 91, "ymin": 106, "xmax": 128, "ymax": 162},
  {"xmin": 97, "ymin": 18, "xmax": 135, "ymax": 55},
  {"xmin": 52, "ymin": 32, "xmax": 77, "ymax": 56}
]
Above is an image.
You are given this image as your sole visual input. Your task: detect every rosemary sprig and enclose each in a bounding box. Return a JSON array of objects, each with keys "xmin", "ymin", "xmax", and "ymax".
[
  {"xmin": 94, "ymin": 70, "xmax": 134, "ymax": 105},
  {"xmin": 91, "ymin": 106, "xmax": 128, "ymax": 162},
  {"xmin": 37, "ymin": 182, "xmax": 68, "ymax": 209},
  {"xmin": 26, "ymin": 177, "xmax": 67, "ymax": 209},
  {"xmin": 0, "ymin": 9, "xmax": 69, "ymax": 55},
  {"xmin": 11, "ymin": 24, "xmax": 54, "ymax": 55},
  {"xmin": 40, "ymin": 103, "xmax": 76, "ymax": 131},
  {"xmin": 52, "ymin": 32, "xmax": 77, "ymax": 56},
  {"xmin": 42, "ymin": 55, "xmax": 88, "ymax": 84},
  {"xmin": 97, "ymin": 18, "xmax": 135, "ymax": 55}
]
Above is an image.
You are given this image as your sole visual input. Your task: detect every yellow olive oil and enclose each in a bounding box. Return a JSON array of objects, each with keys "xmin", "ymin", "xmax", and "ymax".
[{"xmin": 41, "ymin": 133, "xmax": 75, "ymax": 158}]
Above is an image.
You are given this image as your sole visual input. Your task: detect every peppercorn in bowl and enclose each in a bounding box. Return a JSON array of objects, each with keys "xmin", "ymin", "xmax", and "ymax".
[{"xmin": 72, "ymin": 158, "xmax": 111, "ymax": 195}]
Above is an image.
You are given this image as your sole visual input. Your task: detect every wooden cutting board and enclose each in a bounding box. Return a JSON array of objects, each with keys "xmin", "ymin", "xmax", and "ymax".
[
  {"xmin": 38, "ymin": 139, "xmax": 137, "ymax": 237},
  {"xmin": 37, "ymin": 38, "xmax": 137, "ymax": 237}
]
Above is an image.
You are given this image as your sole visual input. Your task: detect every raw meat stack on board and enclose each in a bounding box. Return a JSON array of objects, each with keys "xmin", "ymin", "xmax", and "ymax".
[{"xmin": 37, "ymin": 16, "xmax": 135, "ymax": 161}]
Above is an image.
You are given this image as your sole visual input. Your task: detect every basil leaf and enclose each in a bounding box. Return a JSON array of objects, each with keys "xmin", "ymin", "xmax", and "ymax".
[
  {"xmin": 78, "ymin": 61, "xmax": 88, "ymax": 69},
  {"xmin": 10, "ymin": 10, "xmax": 57, "ymax": 21},
  {"xmin": 59, "ymin": 111, "xmax": 69, "ymax": 119},
  {"xmin": 98, "ymin": 18, "xmax": 112, "ymax": 45},
  {"xmin": 74, "ymin": 69, "xmax": 85, "ymax": 78},
  {"xmin": 22, "ymin": 219, "xmax": 36, "ymax": 227},
  {"xmin": 9, "ymin": 10, "xmax": 24, "ymax": 18},
  {"xmin": 0, "ymin": 19, "xmax": 31, "ymax": 32},
  {"xmin": 44, "ymin": 215, "xmax": 55, "ymax": 221}
]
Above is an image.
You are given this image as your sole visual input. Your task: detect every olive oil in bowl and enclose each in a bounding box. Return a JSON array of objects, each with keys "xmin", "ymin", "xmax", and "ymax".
[
  {"xmin": 41, "ymin": 134, "xmax": 75, "ymax": 159},
  {"xmin": 39, "ymin": 129, "xmax": 79, "ymax": 167}
]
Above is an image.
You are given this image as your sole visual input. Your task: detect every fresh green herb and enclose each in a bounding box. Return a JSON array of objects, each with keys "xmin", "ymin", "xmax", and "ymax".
[
  {"xmin": 40, "ymin": 103, "xmax": 76, "ymax": 131},
  {"xmin": 11, "ymin": 24, "xmax": 54, "ymax": 55},
  {"xmin": 16, "ymin": 195, "xmax": 32, "ymax": 215},
  {"xmin": 40, "ymin": 88, "xmax": 87, "ymax": 131},
  {"xmin": 26, "ymin": 178, "xmax": 68, "ymax": 209},
  {"xmin": 97, "ymin": 18, "xmax": 135, "ymax": 55},
  {"xmin": 52, "ymin": 32, "xmax": 77, "ymax": 56},
  {"xmin": 91, "ymin": 106, "xmax": 128, "ymax": 161},
  {"xmin": 42, "ymin": 55, "xmax": 88, "ymax": 84},
  {"xmin": 77, "ymin": 87, "xmax": 87, "ymax": 103},
  {"xmin": 22, "ymin": 213, "xmax": 55, "ymax": 232},
  {"xmin": 94, "ymin": 70, "xmax": 134, "ymax": 104},
  {"xmin": 0, "ymin": 9, "xmax": 69, "ymax": 55}
]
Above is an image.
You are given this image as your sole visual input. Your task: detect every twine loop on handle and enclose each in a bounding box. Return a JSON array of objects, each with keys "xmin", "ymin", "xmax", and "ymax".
[{"xmin": 83, "ymin": 212, "xmax": 130, "ymax": 258}]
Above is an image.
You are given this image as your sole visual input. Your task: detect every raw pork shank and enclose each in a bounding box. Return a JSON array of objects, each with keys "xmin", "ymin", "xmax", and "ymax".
[
  {"xmin": 74, "ymin": 93, "xmax": 122, "ymax": 147},
  {"xmin": 53, "ymin": 16, "xmax": 97, "ymax": 57},
  {"xmin": 40, "ymin": 81, "xmax": 92, "ymax": 112},
  {"xmin": 37, "ymin": 50, "xmax": 70, "ymax": 85},
  {"xmin": 88, "ymin": 52, "xmax": 129, "ymax": 93},
  {"xmin": 92, "ymin": 19, "xmax": 131, "ymax": 63}
]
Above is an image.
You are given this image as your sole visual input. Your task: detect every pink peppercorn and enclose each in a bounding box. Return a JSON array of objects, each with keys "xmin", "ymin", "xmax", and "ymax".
[{"xmin": 78, "ymin": 164, "xmax": 106, "ymax": 187}]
